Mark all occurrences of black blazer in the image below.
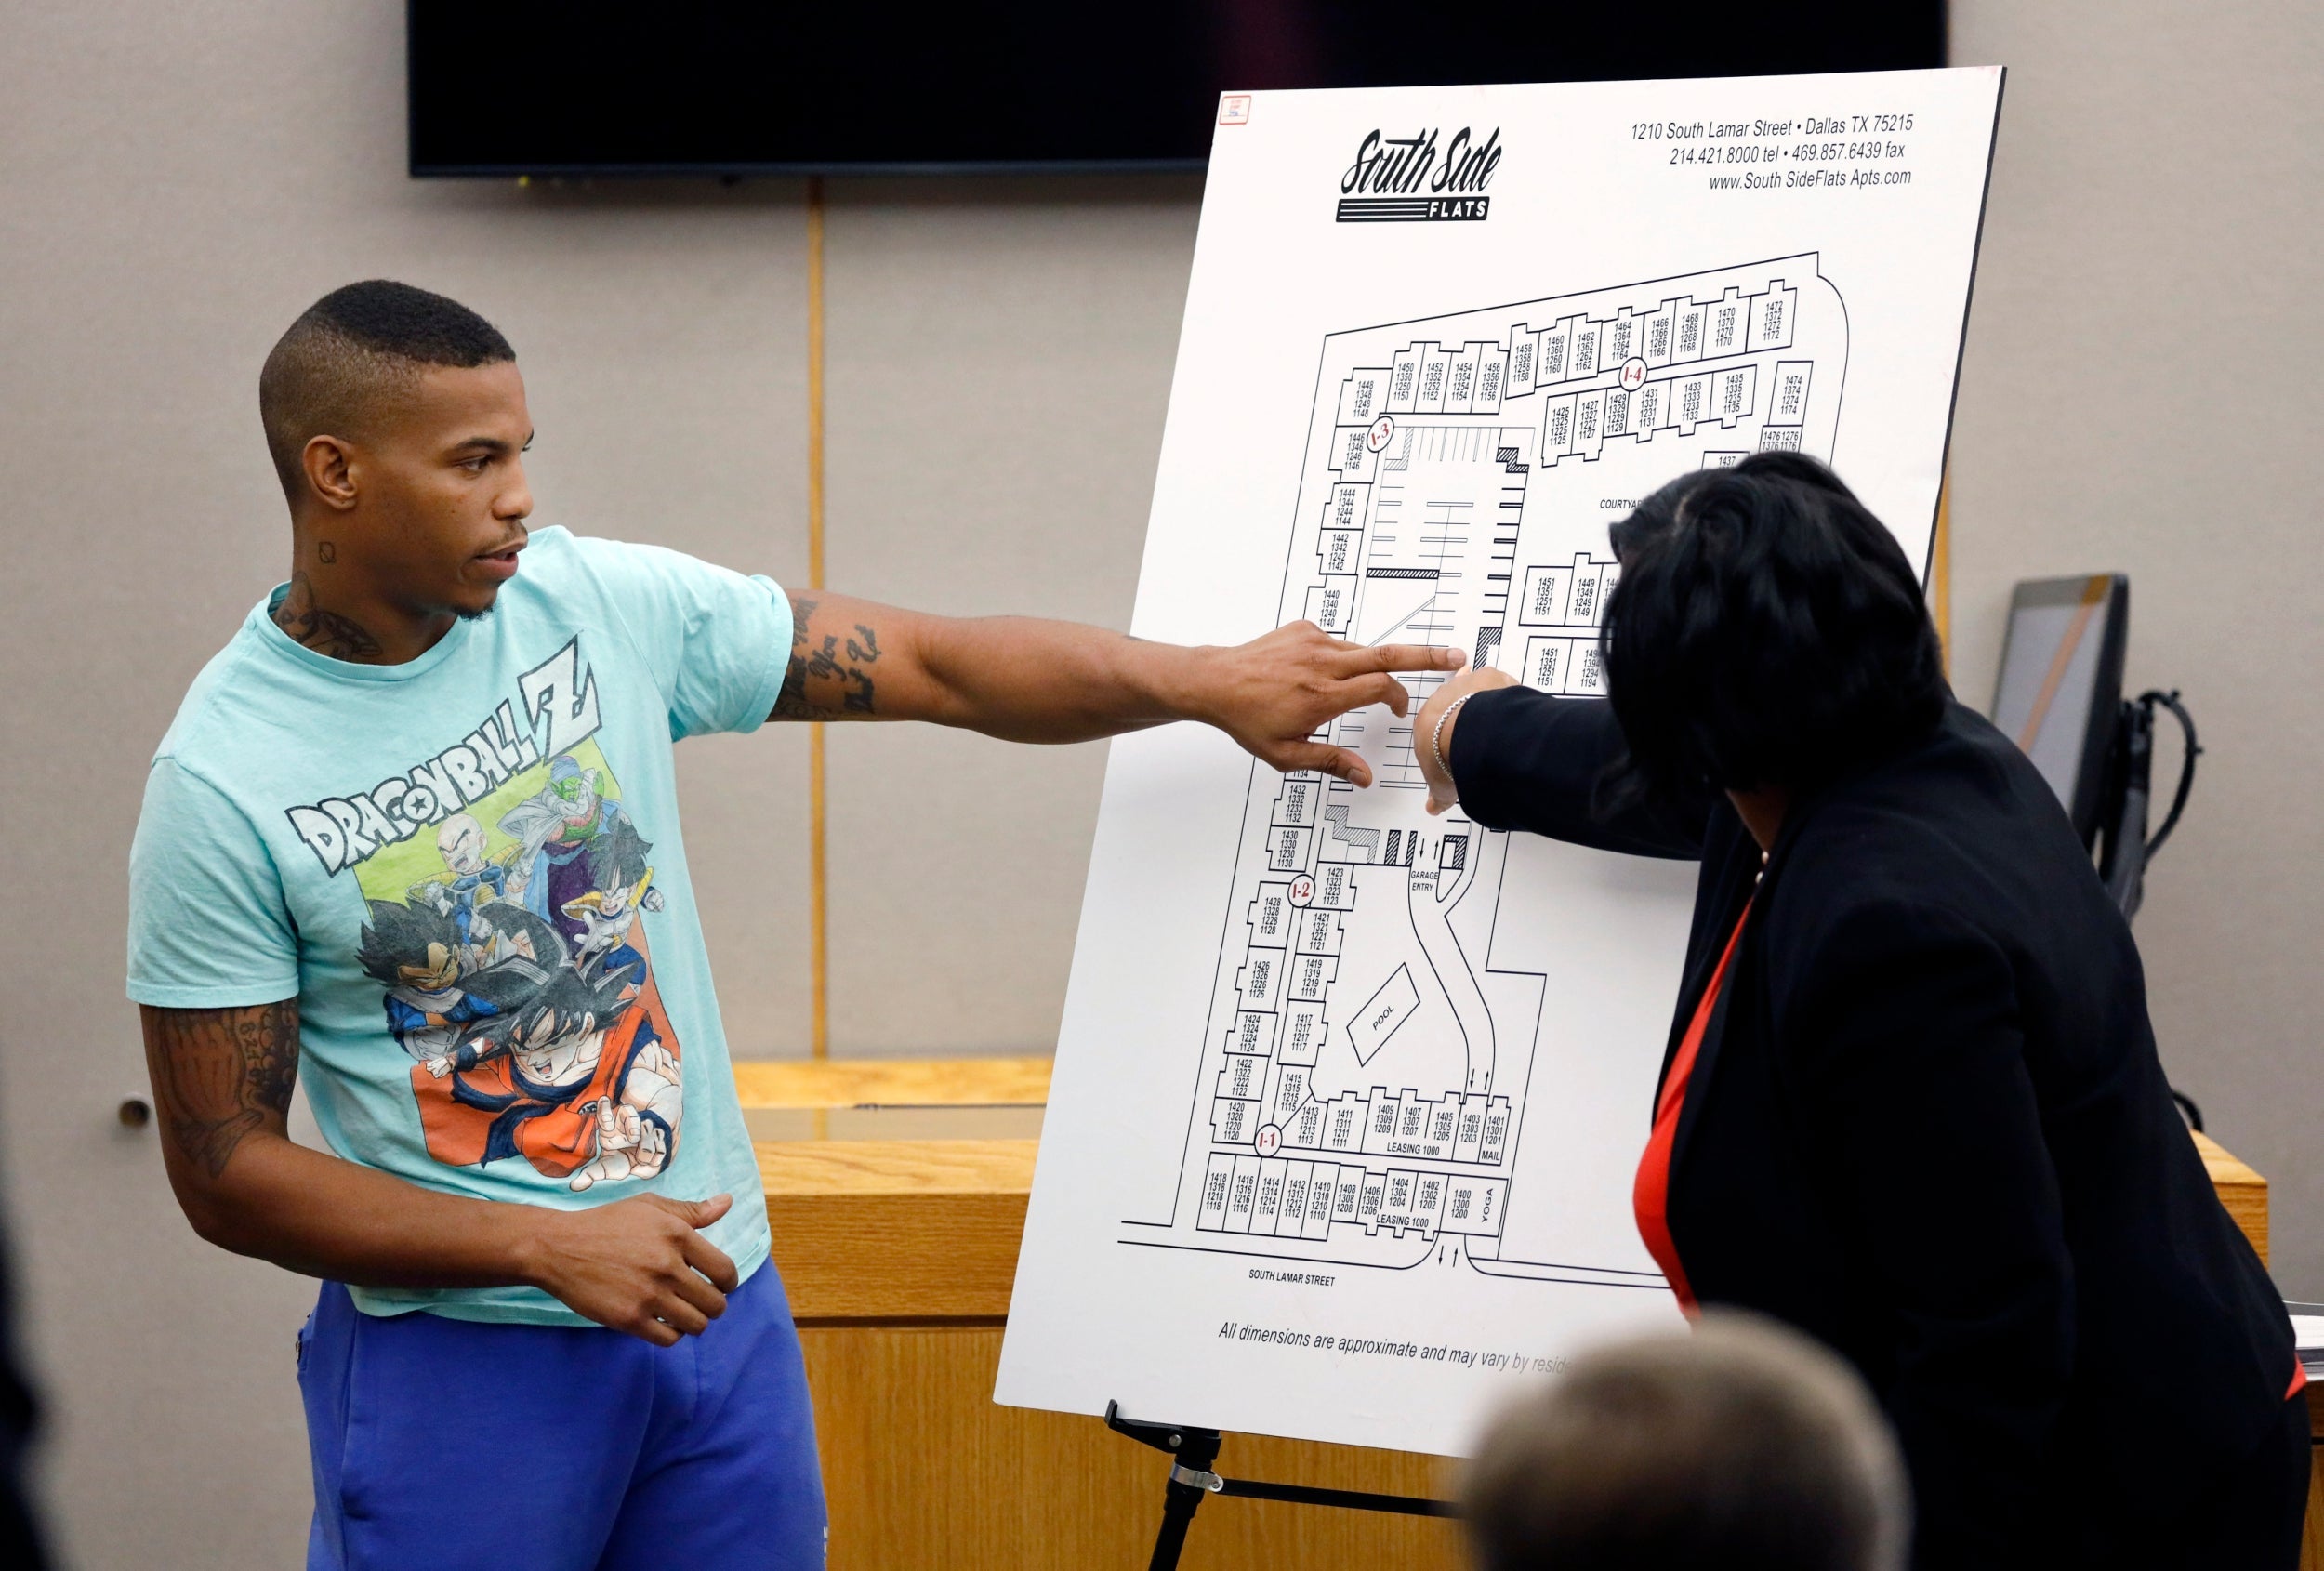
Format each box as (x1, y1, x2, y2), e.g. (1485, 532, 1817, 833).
(1448, 690, 2294, 1568)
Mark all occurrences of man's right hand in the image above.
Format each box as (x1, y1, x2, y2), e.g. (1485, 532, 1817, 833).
(527, 1192, 740, 1345)
(1178, 621, 1467, 786)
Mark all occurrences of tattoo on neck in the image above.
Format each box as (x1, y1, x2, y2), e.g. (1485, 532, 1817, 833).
(149, 1000, 300, 1181)
(317, 540, 337, 563)
(773, 594, 882, 719)
(272, 570, 382, 659)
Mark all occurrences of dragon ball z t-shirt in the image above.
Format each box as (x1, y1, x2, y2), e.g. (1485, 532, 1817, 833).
(128, 528, 790, 1325)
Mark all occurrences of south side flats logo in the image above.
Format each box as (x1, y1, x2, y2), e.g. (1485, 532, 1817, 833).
(1336, 126, 1501, 222)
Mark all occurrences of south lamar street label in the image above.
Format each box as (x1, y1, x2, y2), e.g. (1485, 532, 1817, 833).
(1336, 127, 1500, 222)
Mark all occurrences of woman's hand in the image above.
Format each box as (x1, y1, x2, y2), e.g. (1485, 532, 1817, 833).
(1416, 663, 1516, 815)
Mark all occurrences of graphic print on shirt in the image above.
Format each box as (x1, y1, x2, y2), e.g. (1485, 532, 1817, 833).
(285, 637, 685, 1192)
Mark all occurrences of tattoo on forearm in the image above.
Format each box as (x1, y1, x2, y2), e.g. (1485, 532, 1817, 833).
(833, 624, 880, 713)
(149, 1001, 299, 1181)
(773, 595, 825, 719)
(272, 571, 380, 659)
(774, 594, 882, 719)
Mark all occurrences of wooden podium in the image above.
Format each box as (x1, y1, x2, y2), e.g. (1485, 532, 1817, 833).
(740, 1059, 2316, 1571)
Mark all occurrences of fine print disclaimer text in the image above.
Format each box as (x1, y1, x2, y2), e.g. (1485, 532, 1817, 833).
(1630, 105, 1923, 191)
(1219, 1319, 1572, 1378)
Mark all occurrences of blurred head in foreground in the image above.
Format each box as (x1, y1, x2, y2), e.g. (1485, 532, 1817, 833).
(1462, 1313, 1910, 1571)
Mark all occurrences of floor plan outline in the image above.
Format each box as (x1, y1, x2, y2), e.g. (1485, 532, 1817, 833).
(1121, 255, 1849, 1292)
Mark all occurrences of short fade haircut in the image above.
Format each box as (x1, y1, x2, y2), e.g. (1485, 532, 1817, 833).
(1463, 1313, 1911, 1571)
(257, 280, 514, 503)
(1600, 452, 1947, 799)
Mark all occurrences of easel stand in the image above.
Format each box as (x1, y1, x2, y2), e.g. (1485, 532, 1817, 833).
(1105, 1402, 1459, 1571)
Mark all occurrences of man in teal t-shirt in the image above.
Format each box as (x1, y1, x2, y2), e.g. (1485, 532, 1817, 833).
(127, 281, 1457, 1570)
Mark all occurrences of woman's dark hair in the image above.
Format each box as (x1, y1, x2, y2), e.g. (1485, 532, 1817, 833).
(1600, 452, 1947, 799)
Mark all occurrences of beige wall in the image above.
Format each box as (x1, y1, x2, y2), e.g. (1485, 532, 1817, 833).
(0, 7, 821, 1564)
(1947, 0, 2324, 1301)
(0, 1, 2316, 1564)
(820, 179, 1198, 1057)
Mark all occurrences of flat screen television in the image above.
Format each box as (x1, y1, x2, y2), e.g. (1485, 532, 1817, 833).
(409, 2, 1947, 178)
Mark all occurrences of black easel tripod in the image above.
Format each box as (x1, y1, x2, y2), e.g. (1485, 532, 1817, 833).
(1106, 1402, 1458, 1569)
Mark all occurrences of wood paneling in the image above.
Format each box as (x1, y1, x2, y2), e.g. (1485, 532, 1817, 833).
(765, 1105, 2286, 1569)
(762, 1139, 1033, 1319)
(767, 1130, 1465, 1567)
(736, 1056, 1053, 1110)
(798, 1324, 1465, 1571)
(2193, 1129, 2268, 1263)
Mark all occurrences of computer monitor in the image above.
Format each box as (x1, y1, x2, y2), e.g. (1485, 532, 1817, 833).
(1989, 574, 2129, 847)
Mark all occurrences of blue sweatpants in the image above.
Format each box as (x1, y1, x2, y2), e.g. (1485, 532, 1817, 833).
(297, 1262, 826, 1570)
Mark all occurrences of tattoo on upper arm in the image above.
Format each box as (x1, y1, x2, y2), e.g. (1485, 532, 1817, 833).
(146, 1000, 299, 1181)
(773, 593, 883, 719)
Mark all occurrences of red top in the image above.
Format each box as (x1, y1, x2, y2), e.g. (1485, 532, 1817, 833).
(1633, 898, 1752, 1315)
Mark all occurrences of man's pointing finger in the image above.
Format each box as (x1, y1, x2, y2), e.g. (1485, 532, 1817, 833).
(1349, 642, 1466, 676)
(1340, 671, 1412, 718)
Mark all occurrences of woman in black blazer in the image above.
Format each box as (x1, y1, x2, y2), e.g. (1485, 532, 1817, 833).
(1413, 454, 2305, 1570)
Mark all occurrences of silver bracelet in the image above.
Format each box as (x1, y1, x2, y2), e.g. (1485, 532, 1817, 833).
(1429, 692, 1477, 780)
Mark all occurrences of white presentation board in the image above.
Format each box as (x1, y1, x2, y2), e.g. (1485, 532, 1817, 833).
(997, 67, 2004, 1457)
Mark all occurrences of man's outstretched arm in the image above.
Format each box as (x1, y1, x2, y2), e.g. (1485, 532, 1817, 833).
(773, 591, 1463, 787)
(140, 999, 735, 1345)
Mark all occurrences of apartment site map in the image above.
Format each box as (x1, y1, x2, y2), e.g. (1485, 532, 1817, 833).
(999, 69, 2003, 1457)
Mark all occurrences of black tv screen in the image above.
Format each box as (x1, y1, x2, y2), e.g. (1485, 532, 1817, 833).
(409, 2, 1947, 178)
